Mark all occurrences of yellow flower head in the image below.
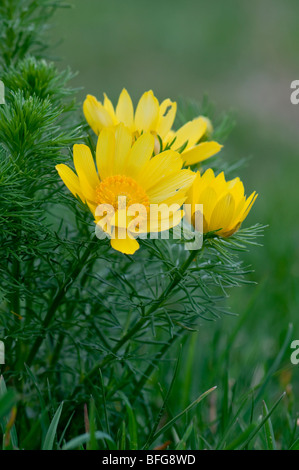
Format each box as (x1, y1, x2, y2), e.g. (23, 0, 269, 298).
(83, 89, 223, 166)
(185, 169, 258, 237)
(56, 124, 195, 255)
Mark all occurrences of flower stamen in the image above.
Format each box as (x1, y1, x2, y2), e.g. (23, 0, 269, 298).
(96, 175, 150, 210)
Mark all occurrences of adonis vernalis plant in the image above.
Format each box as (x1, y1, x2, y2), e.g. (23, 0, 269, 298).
(2, 0, 292, 453)
(56, 125, 194, 254)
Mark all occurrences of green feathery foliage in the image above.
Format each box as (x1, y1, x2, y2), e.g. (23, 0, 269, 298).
(2, 0, 293, 453)
(0, 0, 68, 68)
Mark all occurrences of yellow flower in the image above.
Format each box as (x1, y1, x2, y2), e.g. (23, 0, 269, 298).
(56, 124, 195, 255)
(83, 89, 222, 166)
(185, 169, 258, 237)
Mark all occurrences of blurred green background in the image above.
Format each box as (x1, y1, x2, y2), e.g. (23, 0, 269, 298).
(49, 0, 299, 415)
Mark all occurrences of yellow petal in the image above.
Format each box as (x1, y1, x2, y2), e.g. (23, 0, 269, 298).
(200, 116, 213, 136)
(96, 127, 115, 180)
(228, 178, 244, 201)
(110, 232, 140, 254)
(113, 123, 132, 174)
(134, 90, 159, 132)
(209, 192, 235, 233)
(198, 186, 218, 225)
(73, 144, 99, 201)
(186, 171, 202, 202)
(55, 164, 85, 202)
(187, 169, 216, 203)
(125, 132, 155, 180)
(222, 191, 257, 237)
(147, 169, 195, 203)
(116, 88, 134, 130)
(240, 192, 258, 222)
(110, 209, 130, 229)
(158, 189, 186, 209)
(156, 99, 177, 139)
(212, 171, 228, 197)
(173, 117, 207, 151)
(201, 168, 215, 183)
(139, 150, 183, 191)
(103, 93, 116, 120)
(182, 141, 223, 165)
(83, 94, 114, 135)
(144, 208, 184, 233)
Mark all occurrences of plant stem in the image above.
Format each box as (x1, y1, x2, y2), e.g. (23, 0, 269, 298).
(49, 260, 97, 368)
(78, 315, 148, 387)
(26, 241, 95, 367)
(74, 249, 200, 392)
(131, 329, 183, 405)
(147, 249, 198, 315)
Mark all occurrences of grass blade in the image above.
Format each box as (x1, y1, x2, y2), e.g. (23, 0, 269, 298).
(149, 386, 217, 446)
(224, 423, 256, 450)
(254, 324, 293, 405)
(42, 402, 63, 450)
(118, 392, 138, 450)
(62, 431, 114, 450)
(289, 437, 299, 450)
(262, 400, 276, 450)
(238, 392, 285, 450)
(176, 420, 194, 450)
(144, 346, 182, 449)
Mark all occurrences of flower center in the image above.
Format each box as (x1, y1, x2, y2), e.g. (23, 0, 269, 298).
(96, 175, 150, 210)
